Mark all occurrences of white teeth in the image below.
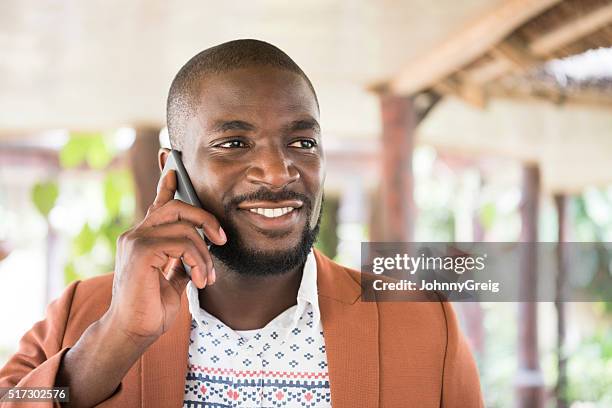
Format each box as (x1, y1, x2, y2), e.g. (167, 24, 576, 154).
(248, 207, 295, 218)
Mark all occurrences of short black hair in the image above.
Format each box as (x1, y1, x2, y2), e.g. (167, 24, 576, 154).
(166, 39, 319, 149)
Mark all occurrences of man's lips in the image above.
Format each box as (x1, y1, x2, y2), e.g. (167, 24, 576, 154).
(236, 200, 304, 230)
(237, 200, 303, 210)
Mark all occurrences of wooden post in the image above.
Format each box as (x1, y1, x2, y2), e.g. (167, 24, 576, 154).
(553, 194, 569, 408)
(378, 94, 416, 242)
(369, 187, 385, 242)
(129, 127, 161, 222)
(0, 240, 10, 262)
(516, 164, 544, 408)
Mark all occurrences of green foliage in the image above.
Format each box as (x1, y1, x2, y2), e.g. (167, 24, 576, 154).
(64, 169, 135, 283)
(59, 133, 112, 169)
(314, 196, 339, 259)
(31, 181, 59, 218)
(63, 261, 79, 284)
(566, 329, 612, 405)
(572, 196, 612, 313)
(99, 217, 129, 258)
(104, 170, 134, 217)
(416, 207, 455, 241)
(86, 137, 113, 169)
(32, 132, 137, 284)
(73, 223, 96, 256)
(574, 196, 599, 241)
(479, 202, 497, 230)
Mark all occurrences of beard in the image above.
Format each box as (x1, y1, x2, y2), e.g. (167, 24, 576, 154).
(209, 188, 322, 276)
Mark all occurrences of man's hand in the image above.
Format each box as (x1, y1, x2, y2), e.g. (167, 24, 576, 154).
(106, 168, 227, 345)
(55, 169, 226, 407)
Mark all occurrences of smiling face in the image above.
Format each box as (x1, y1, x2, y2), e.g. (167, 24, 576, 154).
(177, 66, 325, 275)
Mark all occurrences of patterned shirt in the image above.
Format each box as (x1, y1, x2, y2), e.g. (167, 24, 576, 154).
(183, 251, 331, 408)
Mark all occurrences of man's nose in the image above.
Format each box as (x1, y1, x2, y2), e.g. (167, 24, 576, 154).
(245, 147, 299, 189)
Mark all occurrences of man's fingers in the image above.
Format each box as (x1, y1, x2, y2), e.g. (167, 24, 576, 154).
(150, 169, 178, 211)
(142, 200, 227, 245)
(164, 258, 191, 293)
(142, 222, 212, 268)
(148, 238, 209, 288)
(177, 248, 208, 289)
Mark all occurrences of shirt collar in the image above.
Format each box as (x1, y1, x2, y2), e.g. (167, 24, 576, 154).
(296, 249, 320, 322)
(187, 249, 320, 328)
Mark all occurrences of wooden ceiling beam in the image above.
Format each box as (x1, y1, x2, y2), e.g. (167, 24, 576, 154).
(486, 85, 612, 110)
(457, 58, 512, 85)
(433, 77, 487, 109)
(456, 1, 612, 90)
(389, 0, 562, 95)
(490, 38, 542, 72)
(457, 38, 544, 89)
(530, 3, 612, 56)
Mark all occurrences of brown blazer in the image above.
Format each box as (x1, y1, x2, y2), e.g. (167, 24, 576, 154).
(0, 250, 483, 407)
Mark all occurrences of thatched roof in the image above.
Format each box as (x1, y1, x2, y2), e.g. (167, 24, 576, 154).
(516, 0, 612, 59)
(376, 0, 612, 194)
(496, 47, 612, 108)
(383, 0, 612, 108)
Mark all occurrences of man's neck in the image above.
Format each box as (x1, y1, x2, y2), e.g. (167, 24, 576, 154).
(197, 258, 304, 331)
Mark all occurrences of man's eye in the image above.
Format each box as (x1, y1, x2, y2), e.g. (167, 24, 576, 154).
(218, 140, 247, 148)
(289, 139, 317, 149)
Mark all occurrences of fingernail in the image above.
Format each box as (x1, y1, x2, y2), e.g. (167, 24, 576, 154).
(218, 226, 227, 243)
(210, 267, 216, 285)
(200, 275, 207, 289)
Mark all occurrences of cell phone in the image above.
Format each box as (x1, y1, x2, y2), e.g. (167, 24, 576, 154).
(160, 149, 207, 277)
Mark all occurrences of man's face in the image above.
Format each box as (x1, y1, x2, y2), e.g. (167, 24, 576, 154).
(180, 66, 324, 274)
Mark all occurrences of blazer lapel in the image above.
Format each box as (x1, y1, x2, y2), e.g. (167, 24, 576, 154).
(141, 289, 191, 408)
(139, 251, 380, 407)
(314, 250, 380, 408)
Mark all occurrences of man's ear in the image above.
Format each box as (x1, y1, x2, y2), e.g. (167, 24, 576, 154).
(158, 148, 171, 172)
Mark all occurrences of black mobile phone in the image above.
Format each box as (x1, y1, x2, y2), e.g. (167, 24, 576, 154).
(160, 149, 207, 277)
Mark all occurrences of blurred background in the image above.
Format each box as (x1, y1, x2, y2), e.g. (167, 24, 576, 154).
(0, 0, 611, 406)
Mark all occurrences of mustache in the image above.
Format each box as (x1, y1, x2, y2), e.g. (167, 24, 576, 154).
(225, 188, 312, 211)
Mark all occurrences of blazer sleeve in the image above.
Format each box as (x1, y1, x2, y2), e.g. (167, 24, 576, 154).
(0, 280, 80, 407)
(441, 302, 484, 408)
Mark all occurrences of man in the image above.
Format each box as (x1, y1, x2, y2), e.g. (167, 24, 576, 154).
(0, 40, 483, 407)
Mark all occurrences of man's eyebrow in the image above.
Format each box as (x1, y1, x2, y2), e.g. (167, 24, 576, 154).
(284, 119, 321, 134)
(210, 120, 257, 133)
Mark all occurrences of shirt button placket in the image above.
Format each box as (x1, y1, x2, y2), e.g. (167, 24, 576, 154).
(249, 344, 264, 407)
